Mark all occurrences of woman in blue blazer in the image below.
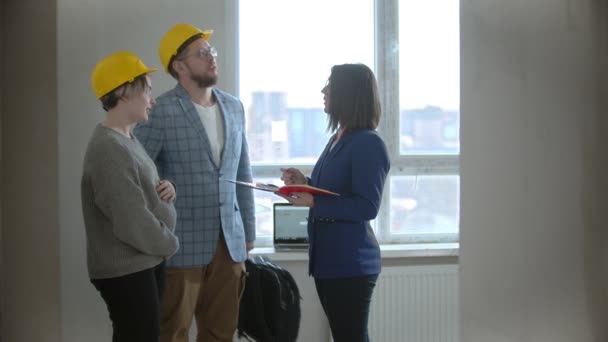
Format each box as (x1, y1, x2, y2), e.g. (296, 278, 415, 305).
(279, 64, 390, 342)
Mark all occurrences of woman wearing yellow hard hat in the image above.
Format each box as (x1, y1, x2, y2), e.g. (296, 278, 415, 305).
(81, 51, 179, 342)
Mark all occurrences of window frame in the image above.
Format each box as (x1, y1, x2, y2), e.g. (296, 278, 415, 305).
(239, 0, 460, 246)
(377, 0, 460, 244)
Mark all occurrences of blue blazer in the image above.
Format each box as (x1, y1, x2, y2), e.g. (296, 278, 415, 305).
(307, 129, 390, 279)
(133, 85, 255, 268)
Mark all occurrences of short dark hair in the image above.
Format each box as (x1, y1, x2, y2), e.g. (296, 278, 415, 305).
(99, 75, 148, 111)
(168, 34, 204, 79)
(326, 64, 381, 132)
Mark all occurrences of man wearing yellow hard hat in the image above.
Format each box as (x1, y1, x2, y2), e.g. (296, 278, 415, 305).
(134, 23, 256, 342)
(82, 51, 179, 341)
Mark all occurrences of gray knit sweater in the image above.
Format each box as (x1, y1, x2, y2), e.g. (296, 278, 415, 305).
(81, 124, 179, 279)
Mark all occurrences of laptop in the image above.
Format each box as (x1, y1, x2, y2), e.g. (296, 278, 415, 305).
(273, 203, 310, 251)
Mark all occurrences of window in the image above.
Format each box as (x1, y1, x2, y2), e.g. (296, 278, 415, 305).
(239, 0, 459, 246)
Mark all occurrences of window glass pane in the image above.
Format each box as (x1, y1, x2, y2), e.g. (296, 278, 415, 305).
(399, 0, 460, 154)
(390, 175, 459, 239)
(240, 0, 374, 164)
(250, 177, 287, 240)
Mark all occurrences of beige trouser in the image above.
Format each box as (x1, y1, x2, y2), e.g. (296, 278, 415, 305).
(160, 234, 247, 342)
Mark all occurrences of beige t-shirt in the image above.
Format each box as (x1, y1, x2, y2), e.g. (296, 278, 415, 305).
(194, 102, 225, 166)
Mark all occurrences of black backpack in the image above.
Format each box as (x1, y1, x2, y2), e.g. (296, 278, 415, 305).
(238, 256, 302, 342)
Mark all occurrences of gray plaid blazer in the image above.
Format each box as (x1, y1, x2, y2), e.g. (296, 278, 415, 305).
(133, 84, 255, 268)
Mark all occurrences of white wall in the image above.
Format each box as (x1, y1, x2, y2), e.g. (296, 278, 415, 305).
(460, 0, 608, 341)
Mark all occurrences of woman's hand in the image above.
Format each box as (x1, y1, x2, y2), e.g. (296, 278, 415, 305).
(157, 180, 176, 202)
(276, 192, 314, 207)
(280, 167, 307, 185)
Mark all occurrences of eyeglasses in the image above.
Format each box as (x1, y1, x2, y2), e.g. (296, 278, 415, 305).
(179, 46, 218, 60)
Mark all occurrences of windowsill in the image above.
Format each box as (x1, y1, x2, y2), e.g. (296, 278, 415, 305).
(250, 243, 459, 262)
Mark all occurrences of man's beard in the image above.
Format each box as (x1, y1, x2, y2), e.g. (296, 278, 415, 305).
(190, 73, 217, 88)
(183, 62, 218, 88)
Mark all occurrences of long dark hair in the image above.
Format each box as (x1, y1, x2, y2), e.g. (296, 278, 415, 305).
(326, 64, 381, 132)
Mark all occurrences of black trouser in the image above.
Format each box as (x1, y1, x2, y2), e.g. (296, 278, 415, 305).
(314, 274, 379, 342)
(91, 261, 166, 342)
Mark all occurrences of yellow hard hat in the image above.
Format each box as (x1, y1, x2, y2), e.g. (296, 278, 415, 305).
(91, 51, 157, 99)
(159, 23, 213, 73)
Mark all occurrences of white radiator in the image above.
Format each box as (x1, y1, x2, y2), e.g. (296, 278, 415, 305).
(368, 265, 459, 342)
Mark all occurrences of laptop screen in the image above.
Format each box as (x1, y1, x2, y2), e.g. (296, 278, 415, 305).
(273, 203, 309, 245)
